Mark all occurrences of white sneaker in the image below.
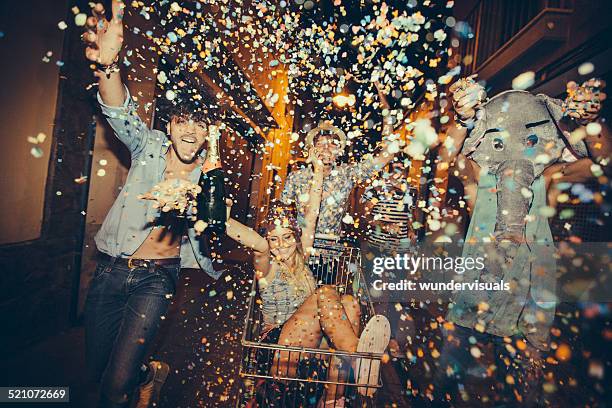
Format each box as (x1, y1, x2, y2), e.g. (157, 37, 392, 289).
(355, 315, 391, 397)
(317, 396, 346, 408)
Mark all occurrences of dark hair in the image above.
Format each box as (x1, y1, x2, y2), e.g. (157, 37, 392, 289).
(155, 93, 214, 126)
(170, 103, 210, 123)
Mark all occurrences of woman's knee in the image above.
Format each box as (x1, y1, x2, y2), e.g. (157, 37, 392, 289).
(315, 285, 339, 297)
(340, 294, 357, 305)
(341, 295, 360, 316)
(292, 295, 318, 318)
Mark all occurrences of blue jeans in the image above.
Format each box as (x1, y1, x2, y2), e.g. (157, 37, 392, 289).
(84, 257, 179, 408)
(432, 325, 544, 407)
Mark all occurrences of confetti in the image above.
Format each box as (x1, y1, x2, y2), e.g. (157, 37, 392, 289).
(511, 71, 535, 90)
(141, 178, 202, 216)
(342, 214, 354, 224)
(30, 146, 43, 158)
(585, 122, 601, 136)
(22, 2, 609, 406)
(577, 62, 594, 76)
(75, 13, 87, 27)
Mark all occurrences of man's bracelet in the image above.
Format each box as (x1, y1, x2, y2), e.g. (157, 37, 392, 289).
(95, 60, 121, 79)
(454, 115, 473, 128)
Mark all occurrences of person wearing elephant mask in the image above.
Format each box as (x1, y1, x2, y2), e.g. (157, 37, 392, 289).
(431, 76, 608, 406)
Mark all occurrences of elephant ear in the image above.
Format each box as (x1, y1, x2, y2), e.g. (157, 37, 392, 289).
(536, 93, 589, 158)
(460, 109, 488, 157)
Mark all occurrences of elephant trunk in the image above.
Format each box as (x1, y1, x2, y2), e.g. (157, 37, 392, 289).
(494, 160, 535, 243)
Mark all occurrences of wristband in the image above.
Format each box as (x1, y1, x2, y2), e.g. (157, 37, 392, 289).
(454, 115, 472, 128)
(95, 58, 121, 79)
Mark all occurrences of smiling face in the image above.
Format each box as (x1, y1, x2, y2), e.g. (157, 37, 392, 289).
(167, 116, 208, 163)
(267, 226, 299, 262)
(313, 134, 342, 166)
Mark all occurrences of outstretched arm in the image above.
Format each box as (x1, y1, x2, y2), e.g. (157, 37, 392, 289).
(83, 1, 153, 157)
(369, 82, 401, 170)
(436, 120, 469, 168)
(349, 82, 404, 183)
(545, 79, 610, 205)
(435, 76, 487, 213)
(563, 78, 611, 174)
(301, 148, 325, 255)
(84, 1, 126, 106)
(438, 75, 486, 164)
(225, 200, 271, 276)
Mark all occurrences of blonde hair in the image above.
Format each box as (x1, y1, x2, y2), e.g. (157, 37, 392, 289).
(260, 201, 317, 296)
(270, 234, 317, 297)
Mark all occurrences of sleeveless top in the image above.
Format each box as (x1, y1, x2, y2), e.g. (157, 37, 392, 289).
(260, 261, 315, 327)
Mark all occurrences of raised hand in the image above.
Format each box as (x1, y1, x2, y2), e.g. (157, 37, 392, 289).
(308, 146, 324, 174)
(449, 75, 487, 123)
(374, 81, 391, 110)
(375, 80, 400, 142)
(564, 78, 607, 125)
(83, 0, 125, 70)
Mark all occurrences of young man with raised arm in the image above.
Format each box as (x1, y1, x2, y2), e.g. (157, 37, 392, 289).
(81, 2, 222, 407)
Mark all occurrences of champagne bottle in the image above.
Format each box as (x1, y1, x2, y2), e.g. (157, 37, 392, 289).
(196, 124, 226, 236)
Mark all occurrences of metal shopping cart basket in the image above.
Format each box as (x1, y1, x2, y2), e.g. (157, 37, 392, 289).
(237, 238, 384, 407)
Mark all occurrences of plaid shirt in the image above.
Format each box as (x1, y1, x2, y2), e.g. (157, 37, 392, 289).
(281, 156, 380, 236)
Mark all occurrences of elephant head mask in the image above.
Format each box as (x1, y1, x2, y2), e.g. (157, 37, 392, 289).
(461, 90, 587, 242)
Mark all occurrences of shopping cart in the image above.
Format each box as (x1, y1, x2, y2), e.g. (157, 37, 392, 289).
(237, 238, 384, 407)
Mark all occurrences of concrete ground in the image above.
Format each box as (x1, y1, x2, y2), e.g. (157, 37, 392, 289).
(1, 264, 608, 407)
(0, 263, 410, 408)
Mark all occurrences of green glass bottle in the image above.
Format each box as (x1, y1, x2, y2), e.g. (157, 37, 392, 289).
(196, 124, 226, 236)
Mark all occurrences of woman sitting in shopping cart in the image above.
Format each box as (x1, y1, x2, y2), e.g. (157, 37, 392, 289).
(225, 147, 391, 407)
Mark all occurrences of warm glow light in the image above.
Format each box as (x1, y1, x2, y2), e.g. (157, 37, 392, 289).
(332, 93, 356, 108)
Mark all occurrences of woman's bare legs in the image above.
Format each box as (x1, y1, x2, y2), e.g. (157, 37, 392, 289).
(316, 286, 361, 351)
(273, 287, 362, 382)
(325, 294, 361, 402)
(273, 292, 322, 379)
(340, 294, 361, 336)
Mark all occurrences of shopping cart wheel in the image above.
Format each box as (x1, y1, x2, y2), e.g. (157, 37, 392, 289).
(356, 315, 391, 397)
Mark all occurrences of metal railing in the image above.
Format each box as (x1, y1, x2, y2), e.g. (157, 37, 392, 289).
(458, 0, 573, 75)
